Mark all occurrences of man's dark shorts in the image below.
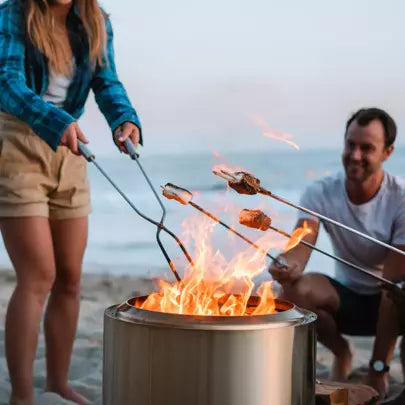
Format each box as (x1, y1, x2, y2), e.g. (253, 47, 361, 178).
(326, 276, 381, 336)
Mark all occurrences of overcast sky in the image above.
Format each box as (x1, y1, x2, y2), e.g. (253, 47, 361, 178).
(6, 0, 405, 155)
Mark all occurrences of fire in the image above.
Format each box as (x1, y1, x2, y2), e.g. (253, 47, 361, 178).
(250, 114, 300, 151)
(212, 163, 252, 177)
(136, 215, 277, 316)
(284, 221, 312, 252)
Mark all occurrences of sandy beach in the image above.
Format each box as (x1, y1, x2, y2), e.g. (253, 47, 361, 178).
(0, 269, 154, 405)
(0, 268, 403, 405)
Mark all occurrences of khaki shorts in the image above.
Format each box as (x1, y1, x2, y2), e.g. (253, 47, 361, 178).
(0, 112, 91, 219)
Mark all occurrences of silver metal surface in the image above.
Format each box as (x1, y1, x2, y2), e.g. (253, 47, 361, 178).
(103, 297, 317, 405)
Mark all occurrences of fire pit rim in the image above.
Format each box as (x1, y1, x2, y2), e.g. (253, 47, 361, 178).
(105, 296, 317, 331)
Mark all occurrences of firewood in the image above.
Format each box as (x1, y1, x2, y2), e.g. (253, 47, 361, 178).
(316, 380, 379, 405)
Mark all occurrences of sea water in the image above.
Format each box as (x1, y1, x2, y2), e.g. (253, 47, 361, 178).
(0, 147, 403, 281)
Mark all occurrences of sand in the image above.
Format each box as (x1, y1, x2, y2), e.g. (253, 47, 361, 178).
(0, 269, 403, 404)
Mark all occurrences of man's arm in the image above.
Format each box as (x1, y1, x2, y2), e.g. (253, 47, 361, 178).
(269, 218, 319, 284)
(367, 245, 405, 393)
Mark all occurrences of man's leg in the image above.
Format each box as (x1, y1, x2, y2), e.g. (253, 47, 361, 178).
(280, 273, 352, 380)
(401, 336, 405, 382)
(2, 217, 56, 405)
(44, 217, 89, 405)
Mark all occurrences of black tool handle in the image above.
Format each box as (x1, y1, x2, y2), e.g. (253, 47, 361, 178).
(78, 140, 95, 161)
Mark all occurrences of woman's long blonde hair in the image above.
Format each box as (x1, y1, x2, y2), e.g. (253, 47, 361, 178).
(25, 0, 107, 75)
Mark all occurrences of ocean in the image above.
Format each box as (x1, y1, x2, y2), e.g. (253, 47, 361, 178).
(0, 147, 404, 280)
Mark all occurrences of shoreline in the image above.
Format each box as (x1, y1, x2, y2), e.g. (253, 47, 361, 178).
(0, 269, 403, 404)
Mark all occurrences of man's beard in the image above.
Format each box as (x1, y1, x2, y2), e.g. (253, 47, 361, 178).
(345, 161, 373, 184)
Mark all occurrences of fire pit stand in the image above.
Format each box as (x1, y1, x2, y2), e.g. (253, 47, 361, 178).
(103, 297, 317, 405)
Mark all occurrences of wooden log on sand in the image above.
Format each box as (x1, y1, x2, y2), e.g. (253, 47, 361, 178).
(316, 380, 379, 405)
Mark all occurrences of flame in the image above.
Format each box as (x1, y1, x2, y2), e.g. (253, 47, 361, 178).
(250, 115, 300, 151)
(137, 215, 277, 316)
(306, 169, 332, 179)
(212, 149, 225, 159)
(212, 163, 252, 176)
(284, 221, 312, 252)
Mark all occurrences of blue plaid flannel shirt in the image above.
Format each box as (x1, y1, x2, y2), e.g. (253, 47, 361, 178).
(0, 0, 142, 151)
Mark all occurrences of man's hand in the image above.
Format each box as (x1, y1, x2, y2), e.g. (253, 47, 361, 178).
(113, 122, 140, 153)
(269, 255, 302, 285)
(60, 122, 89, 155)
(364, 371, 388, 400)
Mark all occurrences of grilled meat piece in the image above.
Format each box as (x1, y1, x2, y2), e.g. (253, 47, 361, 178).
(162, 183, 193, 205)
(228, 172, 261, 195)
(239, 209, 271, 231)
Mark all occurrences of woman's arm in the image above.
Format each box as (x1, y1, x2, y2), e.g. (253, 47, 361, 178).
(0, 2, 75, 151)
(91, 17, 142, 144)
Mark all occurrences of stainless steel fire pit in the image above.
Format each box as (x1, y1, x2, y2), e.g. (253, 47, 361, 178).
(103, 296, 317, 405)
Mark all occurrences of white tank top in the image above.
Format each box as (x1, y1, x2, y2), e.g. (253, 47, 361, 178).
(42, 63, 74, 107)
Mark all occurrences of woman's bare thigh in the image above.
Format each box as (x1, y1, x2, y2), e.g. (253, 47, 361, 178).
(0, 217, 55, 288)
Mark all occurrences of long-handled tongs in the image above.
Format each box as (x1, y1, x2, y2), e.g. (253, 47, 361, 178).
(78, 140, 195, 282)
(160, 183, 287, 268)
(213, 169, 405, 259)
(239, 209, 401, 289)
(213, 169, 405, 290)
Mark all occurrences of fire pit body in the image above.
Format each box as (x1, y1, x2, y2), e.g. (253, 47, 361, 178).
(103, 297, 317, 405)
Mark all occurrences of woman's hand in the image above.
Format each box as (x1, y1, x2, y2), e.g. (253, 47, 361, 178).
(113, 122, 140, 153)
(60, 122, 89, 155)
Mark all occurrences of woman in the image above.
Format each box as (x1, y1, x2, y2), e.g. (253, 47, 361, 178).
(0, 0, 142, 403)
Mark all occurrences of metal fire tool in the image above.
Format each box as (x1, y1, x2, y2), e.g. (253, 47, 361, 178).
(122, 139, 198, 280)
(78, 140, 196, 282)
(213, 169, 405, 259)
(239, 209, 401, 289)
(160, 183, 287, 268)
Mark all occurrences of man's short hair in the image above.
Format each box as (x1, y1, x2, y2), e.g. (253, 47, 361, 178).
(345, 108, 397, 148)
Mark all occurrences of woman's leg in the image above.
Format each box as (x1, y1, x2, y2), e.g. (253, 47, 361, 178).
(44, 217, 88, 404)
(2, 217, 56, 405)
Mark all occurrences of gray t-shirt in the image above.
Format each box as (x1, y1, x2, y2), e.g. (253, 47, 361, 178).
(298, 171, 405, 295)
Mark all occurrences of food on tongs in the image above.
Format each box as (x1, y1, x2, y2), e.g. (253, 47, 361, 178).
(230, 172, 260, 195)
(161, 183, 193, 205)
(239, 209, 272, 231)
(212, 169, 261, 195)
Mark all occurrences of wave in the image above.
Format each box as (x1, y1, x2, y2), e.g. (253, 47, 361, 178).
(92, 241, 157, 251)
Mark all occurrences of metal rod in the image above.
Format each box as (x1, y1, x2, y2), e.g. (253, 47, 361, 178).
(212, 169, 405, 259)
(123, 139, 186, 280)
(266, 224, 398, 288)
(89, 160, 182, 282)
(188, 201, 283, 265)
(78, 141, 195, 282)
(259, 186, 405, 258)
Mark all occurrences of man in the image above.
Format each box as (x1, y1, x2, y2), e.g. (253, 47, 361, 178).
(269, 108, 405, 398)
